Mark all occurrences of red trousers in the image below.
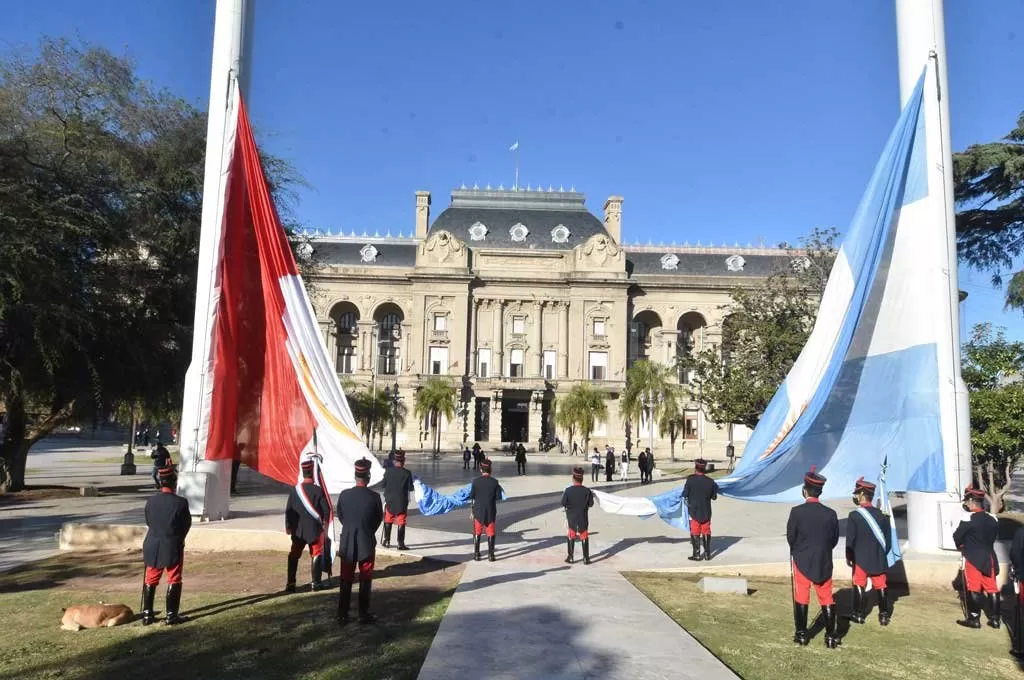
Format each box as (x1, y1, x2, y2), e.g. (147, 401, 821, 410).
(852, 564, 887, 589)
(568, 529, 589, 540)
(340, 556, 374, 584)
(384, 508, 407, 526)
(792, 562, 834, 606)
(964, 559, 998, 594)
(689, 519, 711, 536)
(145, 562, 183, 586)
(288, 534, 324, 560)
(473, 519, 496, 537)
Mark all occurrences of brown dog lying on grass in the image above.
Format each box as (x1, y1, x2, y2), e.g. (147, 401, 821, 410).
(60, 603, 135, 631)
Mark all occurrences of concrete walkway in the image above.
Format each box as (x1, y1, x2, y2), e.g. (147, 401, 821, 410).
(416, 559, 738, 680)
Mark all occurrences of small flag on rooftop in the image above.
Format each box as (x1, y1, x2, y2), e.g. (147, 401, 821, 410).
(509, 141, 519, 152)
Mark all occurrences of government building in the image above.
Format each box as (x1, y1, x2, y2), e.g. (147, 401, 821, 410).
(306, 186, 794, 459)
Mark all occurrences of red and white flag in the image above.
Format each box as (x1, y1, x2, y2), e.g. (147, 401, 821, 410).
(179, 85, 382, 495)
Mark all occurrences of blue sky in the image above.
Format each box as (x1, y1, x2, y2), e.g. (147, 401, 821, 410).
(3, 1, 1023, 338)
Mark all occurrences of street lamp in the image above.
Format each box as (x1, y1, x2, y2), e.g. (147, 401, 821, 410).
(383, 384, 400, 455)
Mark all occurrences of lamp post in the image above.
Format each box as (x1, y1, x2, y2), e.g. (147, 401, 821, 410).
(384, 384, 400, 455)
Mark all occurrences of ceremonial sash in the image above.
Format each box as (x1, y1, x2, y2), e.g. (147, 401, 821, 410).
(856, 507, 898, 568)
(296, 482, 324, 523)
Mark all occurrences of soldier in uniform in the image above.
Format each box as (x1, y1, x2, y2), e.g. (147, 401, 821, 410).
(382, 450, 415, 550)
(141, 465, 192, 625)
(284, 459, 331, 592)
(787, 467, 840, 648)
(845, 477, 892, 626)
(953, 485, 1000, 629)
(683, 458, 719, 561)
(1010, 523, 1024, 658)
(561, 466, 595, 565)
(470, 458, 504, 562)
(336, 458, 384, 625)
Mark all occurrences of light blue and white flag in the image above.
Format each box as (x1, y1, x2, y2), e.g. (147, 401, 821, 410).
(509, 141, 519, 152)
(718, 66, 952, 502)
(412, 478, 509, 516)
(593, 488, 690, 531)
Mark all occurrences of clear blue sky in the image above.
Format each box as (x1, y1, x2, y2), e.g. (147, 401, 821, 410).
(3, 1, 1023, 337)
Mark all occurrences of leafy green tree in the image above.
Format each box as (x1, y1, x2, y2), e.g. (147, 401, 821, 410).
(556, 383, 608, 454)
(657, 385, 687, 461)
(962, 323, 1024, 513)
(620, 360, 674, 454)
(413, 379, 457, 456)
(953, 112, 1024, 310)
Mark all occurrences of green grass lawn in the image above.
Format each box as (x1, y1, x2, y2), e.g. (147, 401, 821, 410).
(0, 551, 462, 679)
(626, 573, 1021, 680)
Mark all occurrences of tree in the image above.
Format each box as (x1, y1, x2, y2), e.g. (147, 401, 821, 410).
(682, 227, 838, 429)
(953, 112, 1024, 310)
(619, 360, 674, 453)
(962, 323, 1024, 513)
(0, 39, 302, 491)
(658, 385, 687, 461)
(556, 383, 608, 454)
(413, 379, 457, 456)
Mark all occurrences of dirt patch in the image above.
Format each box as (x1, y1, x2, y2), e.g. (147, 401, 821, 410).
(0, 486, 81, 507)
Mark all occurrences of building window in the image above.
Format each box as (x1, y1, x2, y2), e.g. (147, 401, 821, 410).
(512, 316, 525, 335)
(478, 348, 491, 378)
(377, 312, 402, 375)
(510, 349, 524, 378)
(433, 313, 446, 332)
(543, 350, 556, 380)
(684, 411, 700, 440)
(593, 319, 606, 336)
(429, 347, 448, 375)
(588, 351, 607, 381)
(378, 347, 398, 375)
(337, 346, 356, 374)
(337, 312, 358, 335)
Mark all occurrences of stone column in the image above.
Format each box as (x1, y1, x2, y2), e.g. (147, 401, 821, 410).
(401, 322, 411, 375)
(530, 301, 543, 377)
(470, 299, 479, 376)
(488, 389, 504, 444)
(320, 321, 335, 368)
(558, 302, 569, 378)
(528, 391, 544, 446)
(493, 300, 505, 377)
(358, 322, 373, 372)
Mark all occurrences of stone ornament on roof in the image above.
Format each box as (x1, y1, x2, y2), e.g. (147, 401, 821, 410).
(551, 224, 571, 244)
(296, 242, 314, 261)
(468, 221, 488, 241)
(359, 244, 378, 263)
(791, 256, 811, 272)
(725, 254, 745, 272)
(510, 223, 529, 242)
(660, 253, 679, 270)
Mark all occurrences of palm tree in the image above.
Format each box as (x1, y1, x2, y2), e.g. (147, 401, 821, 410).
(658, 384, 687, 461)
(413, 378, 457, 456)
(620, 360, 674, 451)
(558, 383, 608, 453)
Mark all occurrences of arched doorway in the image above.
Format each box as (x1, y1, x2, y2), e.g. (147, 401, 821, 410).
(373, 303, 404, 375)
(329, 302, 360, 374)
(630, 310, 663, 364)
(676, 312, 708, 384)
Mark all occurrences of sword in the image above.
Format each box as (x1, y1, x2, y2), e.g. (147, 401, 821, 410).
(956, 556, 968, 621)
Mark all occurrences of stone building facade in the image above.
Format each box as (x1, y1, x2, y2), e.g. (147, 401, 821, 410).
(307, 187, 794, 457)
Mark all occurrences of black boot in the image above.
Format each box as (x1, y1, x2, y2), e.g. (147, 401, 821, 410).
(473, 535, 482, 561)
(987, 592, 1002, 629)
(397, 525, 409, 551)
(358, 579, 376, 624)
(792, 603, 809, 646)
(1012, 591, 1024, 658)
(823, 605, 840, 649)
(487, 536, 496, 562)
(338, 582, 352, 626)
(877, 588, 891, 626)
(311, 556, 325, 591)
(565, 537, 575, 564)
(848, 586, 866, 624)
(285, 555, 299, 593)
(382, 523, 392, 548)
(164, 583, 185, 625)
(957, 591, 983, 629)
(702, 535, 713, 561)
(141, 583, 156, 625)
(687, 536, 701, 561)
(582, 539, 591, 565)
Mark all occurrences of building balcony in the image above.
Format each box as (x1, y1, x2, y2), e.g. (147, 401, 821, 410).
(473, 375, 551, 391)
(428, 330, 449, 343)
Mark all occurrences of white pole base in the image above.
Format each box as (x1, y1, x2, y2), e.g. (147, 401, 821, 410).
(178, 458, 232, 521)
(905, 490, 966, 553)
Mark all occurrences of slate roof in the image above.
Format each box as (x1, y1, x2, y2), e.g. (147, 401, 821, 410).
(625, 250, 794, 278)
(310, 240, 417, 268)
(429, 188, 608, 250)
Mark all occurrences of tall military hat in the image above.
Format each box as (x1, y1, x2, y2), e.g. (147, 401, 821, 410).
(963, 485, 985, 502)
(853, 476, 875, 494)
(157, 465, 177, 486)
(480, 458, 492, 474)
(393, 450, 406, 464)
(803, 465, 826, 487)
(300, 459, 315, 477)
(572, 466, 584, 482)
(354, 458, 372, 480)
(694, 458, 707, 472)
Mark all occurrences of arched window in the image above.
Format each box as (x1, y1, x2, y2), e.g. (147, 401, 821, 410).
(375, 306, 404, 375)
(330, 303, 360, 375)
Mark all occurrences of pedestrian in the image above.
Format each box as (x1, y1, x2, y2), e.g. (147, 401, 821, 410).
(1010, 523, 1024, 658)
(230, 458, 241, 495)
(150, 443, 172, 488)
(646, 449, 656, 483)
(619, 448, 629, 482)
(336, 458, 384, 625)
(463, 447, 471, 470)
(284, 459, 331, 592)
(382, 450, 415, 550)
(561, 466, 594, 565)
(141, 465, 191, 625)
(953, 485, 1000, 629)
(470, 458, 504, 562)
(683, 458, 719, 561)
(590, 450, 602, 482)
(515, 443, 527, 475)
(572, 441, 580, 457)
(473, 442, 482, 470)
(845, 477, 892, 626)
(636, 450, 648, 485)
(604, 448, 615, 482)
(787, 466, 840, 649)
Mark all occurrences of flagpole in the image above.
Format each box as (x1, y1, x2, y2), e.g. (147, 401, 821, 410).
(514, 147, 519, 191)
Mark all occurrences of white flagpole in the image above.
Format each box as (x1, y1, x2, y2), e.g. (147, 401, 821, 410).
(177, 0, 255, 520)
(895, 0, 971, 553)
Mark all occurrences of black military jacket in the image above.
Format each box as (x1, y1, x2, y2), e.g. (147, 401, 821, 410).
(682, 473, 719, 523)
(952, 510, 999, 576)
(143, 489, 192, 568)
(561, 483, 595, 532)
(1011, 525, 1024, 579)
(787, 498, 839, 583)
(285, 482, 330, 545)
(470, 475, 504, 524)
(383, 466, 415, 514)
(337, 484, 384, 562)
(845, 504, 891, 575)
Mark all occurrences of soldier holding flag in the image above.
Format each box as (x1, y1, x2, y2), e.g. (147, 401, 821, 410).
(381, 450, 415, 550)
(284, 457, 332, 592)
(845, 477, 893, 626)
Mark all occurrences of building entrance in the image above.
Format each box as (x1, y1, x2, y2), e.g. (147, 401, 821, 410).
(500, 395, 530, 443)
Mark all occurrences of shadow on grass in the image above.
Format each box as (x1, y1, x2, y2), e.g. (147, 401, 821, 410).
(1, 552, 143, 594)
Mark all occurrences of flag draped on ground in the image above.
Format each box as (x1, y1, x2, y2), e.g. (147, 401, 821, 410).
(717, 67, 949, 502)
(412, 478, 509, 516)
(178, 85, 382, 495)
(592, 488, 690, 531)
